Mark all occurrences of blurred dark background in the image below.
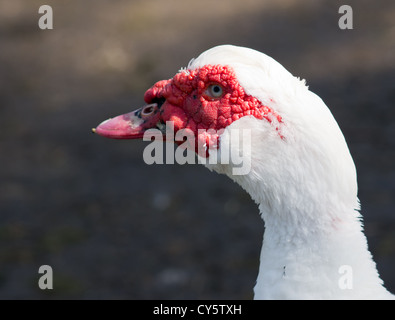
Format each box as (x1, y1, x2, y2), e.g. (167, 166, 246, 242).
(0, 0, 394, 299)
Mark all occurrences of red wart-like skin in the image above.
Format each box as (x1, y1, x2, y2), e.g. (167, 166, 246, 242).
(94, 65, 281, 155)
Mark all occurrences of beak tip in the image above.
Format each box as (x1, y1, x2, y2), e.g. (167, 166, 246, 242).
(91, 128, 97, 134)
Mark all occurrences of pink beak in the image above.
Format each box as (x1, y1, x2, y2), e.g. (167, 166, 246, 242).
(92, 103, 163, 139)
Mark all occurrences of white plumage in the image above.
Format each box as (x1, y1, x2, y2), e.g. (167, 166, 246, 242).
(190, 45, 394, 299)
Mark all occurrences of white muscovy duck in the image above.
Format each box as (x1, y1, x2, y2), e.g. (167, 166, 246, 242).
(93, 45, 394, 299)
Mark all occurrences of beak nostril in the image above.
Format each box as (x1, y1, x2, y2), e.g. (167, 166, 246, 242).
(141, 103, 157, 117)
(143, 106, 153, 114)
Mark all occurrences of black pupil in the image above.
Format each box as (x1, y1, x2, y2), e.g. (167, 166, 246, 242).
(213, 86, 221, 93)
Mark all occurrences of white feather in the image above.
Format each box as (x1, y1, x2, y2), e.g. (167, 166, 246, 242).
(190, 45, 394, 299)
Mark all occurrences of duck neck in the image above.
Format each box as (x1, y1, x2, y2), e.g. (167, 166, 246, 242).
(253, 197, 388, 299)
(209, 116, 391, 298)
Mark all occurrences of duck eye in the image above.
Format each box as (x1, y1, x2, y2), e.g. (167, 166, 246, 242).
(207, 84, 224, 99)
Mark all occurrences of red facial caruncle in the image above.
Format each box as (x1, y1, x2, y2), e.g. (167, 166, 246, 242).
(94, 64, 282, 157)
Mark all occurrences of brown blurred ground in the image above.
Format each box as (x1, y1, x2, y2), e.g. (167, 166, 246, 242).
(0, 0, 394, 299)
